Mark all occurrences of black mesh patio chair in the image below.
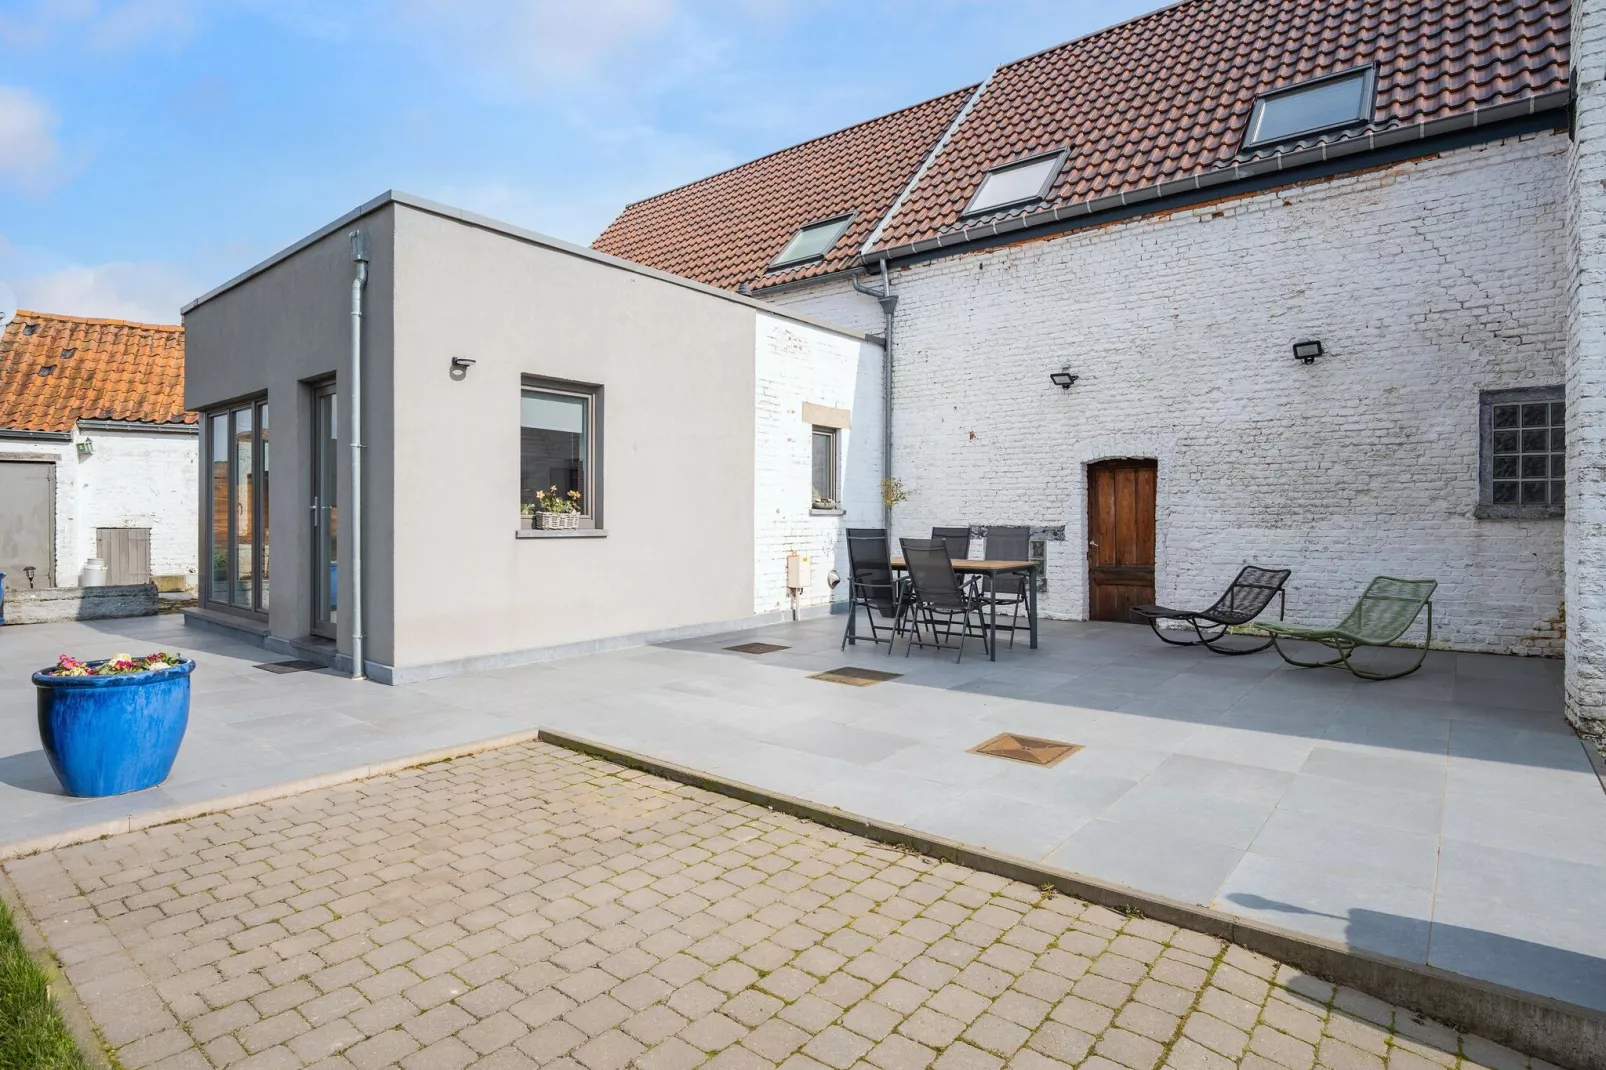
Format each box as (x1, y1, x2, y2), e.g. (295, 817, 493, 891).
(1130, 565, 1291, 655)
(900, 538, 991, 663)
(841, 528, 914, 653)
(931, 527, 972, 560)
(981, 526, 1032, 649)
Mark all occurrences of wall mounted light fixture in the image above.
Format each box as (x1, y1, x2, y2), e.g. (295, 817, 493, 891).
(1049, 367, 1079, 390)
(76, 438, 94, 457)
(449, 356, 476, 381)
(1292, 339, 1323, 364)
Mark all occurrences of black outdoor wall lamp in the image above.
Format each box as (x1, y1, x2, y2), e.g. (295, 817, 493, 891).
(1050, 367, 1080, 390)
(1292, 339, 1323, 364)
(449, 356, 476, 381)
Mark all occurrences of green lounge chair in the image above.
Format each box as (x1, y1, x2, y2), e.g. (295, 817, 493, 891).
(1259, 576, 1437, 680)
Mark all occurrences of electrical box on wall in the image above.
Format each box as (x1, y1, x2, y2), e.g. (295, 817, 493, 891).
(786, 552, 811, 589)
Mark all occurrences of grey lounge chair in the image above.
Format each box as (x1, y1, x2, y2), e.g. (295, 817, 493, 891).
(1131, 565, 1290, 655)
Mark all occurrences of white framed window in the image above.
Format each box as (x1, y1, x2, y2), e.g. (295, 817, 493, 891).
(521, 380, 602, 528)
(1244, 67, 1375, 149)
(811, 426, 839, 510)
(770, 214, 855, 270)
(963, 149, 1067, 217)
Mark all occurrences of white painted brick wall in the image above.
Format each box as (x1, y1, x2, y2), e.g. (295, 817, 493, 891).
(1567, 0, 1606, 725)
(0, 428, 197, 589)
(771, 134, 1568, 653)
(78, 429, 199, 584)
(753, 313, 885, 615)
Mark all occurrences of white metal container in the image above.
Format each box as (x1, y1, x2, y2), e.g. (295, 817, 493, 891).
(80, 558, 108, 587)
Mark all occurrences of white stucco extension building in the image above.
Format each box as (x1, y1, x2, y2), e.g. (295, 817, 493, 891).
(0, 311, 197, 604)
(595, 0, 1606, 730)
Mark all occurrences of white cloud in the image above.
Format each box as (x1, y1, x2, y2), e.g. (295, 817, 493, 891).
(1, 247, 198, 324)
(0, 0, 196, 52)
(0, 86, 63, 194)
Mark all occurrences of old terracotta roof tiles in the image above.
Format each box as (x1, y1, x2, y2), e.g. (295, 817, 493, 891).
(594, 0, 1570, 291)
(0, 311, 191, 433)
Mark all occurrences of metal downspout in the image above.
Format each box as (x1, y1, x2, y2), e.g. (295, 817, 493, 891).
(348, 231, 368, 681)
(853, 262, 898, 531)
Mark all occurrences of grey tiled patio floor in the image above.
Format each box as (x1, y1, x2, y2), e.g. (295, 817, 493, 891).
(1, 612, 1603, 1014)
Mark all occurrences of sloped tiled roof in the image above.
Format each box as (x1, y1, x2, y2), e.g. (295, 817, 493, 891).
(0, 310, 191, 433)
(595, 0, 1571, 290)
(592, 87, 976, 292)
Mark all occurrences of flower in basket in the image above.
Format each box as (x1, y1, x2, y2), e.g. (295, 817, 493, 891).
(534, 485, 583, 515)
(520, 502, 536, 516)
(48, 652, 183, 677)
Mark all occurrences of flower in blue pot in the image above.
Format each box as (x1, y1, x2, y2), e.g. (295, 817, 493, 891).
(33, 651, 194, 797)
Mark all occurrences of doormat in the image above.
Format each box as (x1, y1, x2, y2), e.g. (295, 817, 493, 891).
(810, 666, 902, 686)
(255, 660, 326, 674)
(726, 642, 790, 655)
(970, 732, 1083, 767)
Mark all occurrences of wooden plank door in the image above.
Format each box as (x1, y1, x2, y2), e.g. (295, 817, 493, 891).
(97, 528, 151, 586)
(1087, 459, 1157, 622)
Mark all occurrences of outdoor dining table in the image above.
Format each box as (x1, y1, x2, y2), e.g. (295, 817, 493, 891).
(884, 557, 1041, 662)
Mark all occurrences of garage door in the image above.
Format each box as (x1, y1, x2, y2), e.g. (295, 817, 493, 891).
(0, 461, 55, 590)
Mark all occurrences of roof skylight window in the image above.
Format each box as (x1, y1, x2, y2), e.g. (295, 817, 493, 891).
(770, 214, 855, 270)
(963, 150, 1067, 217)
(1244, 67, 1375, 149)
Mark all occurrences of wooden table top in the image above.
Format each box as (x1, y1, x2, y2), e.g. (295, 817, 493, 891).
(889, 558, 1036, 573)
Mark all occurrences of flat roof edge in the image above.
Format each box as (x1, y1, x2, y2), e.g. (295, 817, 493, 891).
(181, 191, 883, 345)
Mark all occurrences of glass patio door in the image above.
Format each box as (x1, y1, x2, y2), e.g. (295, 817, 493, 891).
(206, 399, 269, 615)
(312, 385, 338, 637)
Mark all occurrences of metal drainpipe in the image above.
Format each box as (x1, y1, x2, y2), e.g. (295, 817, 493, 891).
(852, 261, 898, 532)
(348, 230, 368, 681)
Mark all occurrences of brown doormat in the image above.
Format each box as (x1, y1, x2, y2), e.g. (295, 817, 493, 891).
(970, 732, 1083, 767)
(726, 642, 791, 654)
(809, 666, 903, 686)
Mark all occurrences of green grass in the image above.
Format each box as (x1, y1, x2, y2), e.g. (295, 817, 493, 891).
(0, 897, 90, 1070)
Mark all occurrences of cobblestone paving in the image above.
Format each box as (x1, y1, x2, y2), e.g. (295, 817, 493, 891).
(4, 742, 1548, 1070)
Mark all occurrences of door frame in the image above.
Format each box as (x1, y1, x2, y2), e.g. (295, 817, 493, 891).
(311, 380, 338, 639)
(1082, 455, 1160, 622)
(0, 455, 58, 590)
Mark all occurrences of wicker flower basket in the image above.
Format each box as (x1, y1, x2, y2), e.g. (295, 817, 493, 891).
(537, 511, 581, 530)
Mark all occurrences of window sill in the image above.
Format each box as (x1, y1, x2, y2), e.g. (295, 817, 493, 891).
(810, 508, 845, 517)
(516, 528, 608, 539)
(1474, 505, 1563, 520)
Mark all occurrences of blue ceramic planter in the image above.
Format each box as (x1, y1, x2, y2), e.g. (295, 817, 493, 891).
(33, 659, 194, 797)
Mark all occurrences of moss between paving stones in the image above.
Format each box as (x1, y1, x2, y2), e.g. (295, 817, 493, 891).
(0, 897, 89, 1070)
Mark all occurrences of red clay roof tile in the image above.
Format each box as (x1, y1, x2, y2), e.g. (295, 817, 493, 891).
(594, 0, 1570, 290)
(592, 87, 976, 293)
(0, 310, 190, 433)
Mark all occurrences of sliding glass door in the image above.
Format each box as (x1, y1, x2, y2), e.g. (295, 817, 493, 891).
(205, 399, 269, 616)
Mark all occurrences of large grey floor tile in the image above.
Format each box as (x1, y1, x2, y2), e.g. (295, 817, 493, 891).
(1099, 781, 1277, 849)
(1248, 808, 1440, 889)
(912, 791, 1091, 862)
(806, 768, 956, 826)
(1046, 817, 1243, 904)
(1214, 852, 1433, 962)
(1276, 773, 1443, 836)
(1142, 754, 1294, 804)
(1442, 791, 1606, 866)
(1428, 901, 1606, 1010)
(1172, 726, 1318, 773)
(1298, 745, 1445, 795)
(750, 720, 918, 765)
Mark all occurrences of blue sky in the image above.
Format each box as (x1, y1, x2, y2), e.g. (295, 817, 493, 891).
(0, 0, 1156, 324)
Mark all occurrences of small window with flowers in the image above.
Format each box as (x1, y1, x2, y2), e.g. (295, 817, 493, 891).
(1479, 387, 1563, 518)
